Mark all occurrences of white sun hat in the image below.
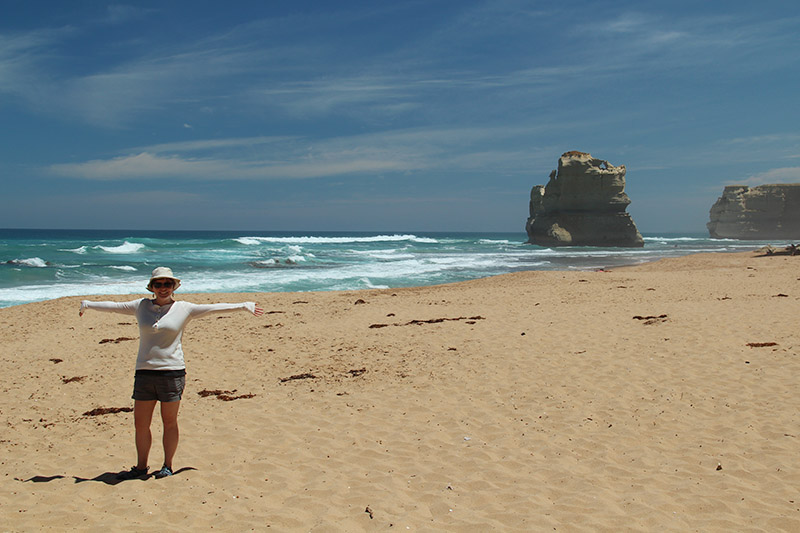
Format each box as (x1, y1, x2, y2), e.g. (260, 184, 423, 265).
(147, 266, 181, 292)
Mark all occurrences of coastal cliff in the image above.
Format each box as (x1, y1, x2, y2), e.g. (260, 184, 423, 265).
(525, 151, 644, 247)
(707, 184, 800, 240)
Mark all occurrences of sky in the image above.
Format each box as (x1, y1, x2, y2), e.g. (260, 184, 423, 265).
(1, 0, 798, 234)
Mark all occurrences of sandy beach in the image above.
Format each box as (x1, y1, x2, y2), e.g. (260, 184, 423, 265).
(2, 250, 799, 531)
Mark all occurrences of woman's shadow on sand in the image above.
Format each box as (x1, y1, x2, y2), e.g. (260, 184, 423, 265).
(21, 467, 196, 486)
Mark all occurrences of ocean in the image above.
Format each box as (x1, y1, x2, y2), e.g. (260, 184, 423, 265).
(0, 228, 780, 309)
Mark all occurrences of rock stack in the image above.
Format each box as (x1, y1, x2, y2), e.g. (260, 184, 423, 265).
(525, 151, 644, 247)
(707, 184, 800, 240)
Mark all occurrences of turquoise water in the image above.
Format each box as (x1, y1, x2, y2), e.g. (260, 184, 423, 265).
(0, 228, 780, 308)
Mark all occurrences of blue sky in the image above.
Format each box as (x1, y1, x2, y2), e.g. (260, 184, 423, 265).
(1, 1, 798, 233)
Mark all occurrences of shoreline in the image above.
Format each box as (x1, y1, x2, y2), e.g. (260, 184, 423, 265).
(4, 248, 769, 312)
(2, 249, 799, 531)
(0, 230, 774, 310)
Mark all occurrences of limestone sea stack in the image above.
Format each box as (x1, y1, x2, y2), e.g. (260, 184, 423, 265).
(525, 151, 644, 247)
(707, 184, 800, 240)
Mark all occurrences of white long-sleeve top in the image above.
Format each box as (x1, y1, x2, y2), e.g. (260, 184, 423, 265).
(81, 299, 257, 371)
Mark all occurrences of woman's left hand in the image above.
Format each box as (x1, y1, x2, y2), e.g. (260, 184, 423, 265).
(244, 302, 264, 316)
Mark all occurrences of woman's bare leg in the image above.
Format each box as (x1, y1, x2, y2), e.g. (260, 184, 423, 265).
(133, 400, 157, 470)
(160, 400, 181, 469)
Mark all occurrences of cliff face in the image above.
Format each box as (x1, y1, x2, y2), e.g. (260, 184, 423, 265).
(707, 184, 800, 240)
(525, 152, 644, 247)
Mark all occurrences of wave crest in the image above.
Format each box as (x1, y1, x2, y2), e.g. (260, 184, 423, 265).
(235, 234, 438, 245)
(95, 241, 145, 254)
(7, 257, 49, 268)
(61, 246, 88, 254)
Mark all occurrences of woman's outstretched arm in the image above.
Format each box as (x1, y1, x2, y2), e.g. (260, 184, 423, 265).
(186, 301, 264, 319)
(79, 299, 141, 317)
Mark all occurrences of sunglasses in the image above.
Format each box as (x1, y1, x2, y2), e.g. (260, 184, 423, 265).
(152, 281, 174, 289)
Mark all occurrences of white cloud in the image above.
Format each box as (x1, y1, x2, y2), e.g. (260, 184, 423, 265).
(47, 150, 413, 181)
(4, 3, 795, 130)
(46, 124, 557, 182)
(49, 153, 215, 180)
(0, 28, 72, 96)
(0, 23, 297, 125)
(738, 167, 800, 186)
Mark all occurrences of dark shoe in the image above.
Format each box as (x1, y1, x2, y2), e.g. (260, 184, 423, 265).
(116, 466, 148, 480)
(154, 465, 173, 479)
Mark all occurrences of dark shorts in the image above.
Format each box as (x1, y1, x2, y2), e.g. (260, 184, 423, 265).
(132, 370, 186, 402)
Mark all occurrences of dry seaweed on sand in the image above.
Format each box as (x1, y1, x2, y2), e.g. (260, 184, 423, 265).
(369, 316, 485, 328)
(83, 407, 133, 417)
(197, 389, 256, 401)
(279, 373, 317, 383)
(98, 337, 136, 344)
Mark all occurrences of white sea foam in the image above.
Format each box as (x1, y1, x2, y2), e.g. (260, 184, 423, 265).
(0, 279, 143, 305)
(61, 246, 88, 254)
(235, 234, 438, 245)
(350, 247, 404, 254)
(253, 259, 279, 266)
(8, 257, 48, 268)
(251, 256, 310, 267)
(643, 236, 706, 242)
(234, 237, 264, 246)
(95, 241, 145, 254)
(2, 230, 769, 310)
(369, 252, 417, 260)
(359, 277, 389, 289)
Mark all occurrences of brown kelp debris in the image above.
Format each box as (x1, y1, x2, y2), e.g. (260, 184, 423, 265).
(99, 336, 136, 344)
(279, 372, 317, 383)
(197, 389, 255, 401)
(369, 316, 486, 328)
(747, 342, 778, 348)
(197, 389, 232, 397)
(633, 314, 668, 325)
(62, 376, 86, 384)
(759, 244, 799, 256)
(348, 368, 367, 377)
(83, 406, 133, 417)
(217, 393, 255, 401)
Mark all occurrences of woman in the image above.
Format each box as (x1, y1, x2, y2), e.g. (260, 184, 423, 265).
(80, 267, 264, 480)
